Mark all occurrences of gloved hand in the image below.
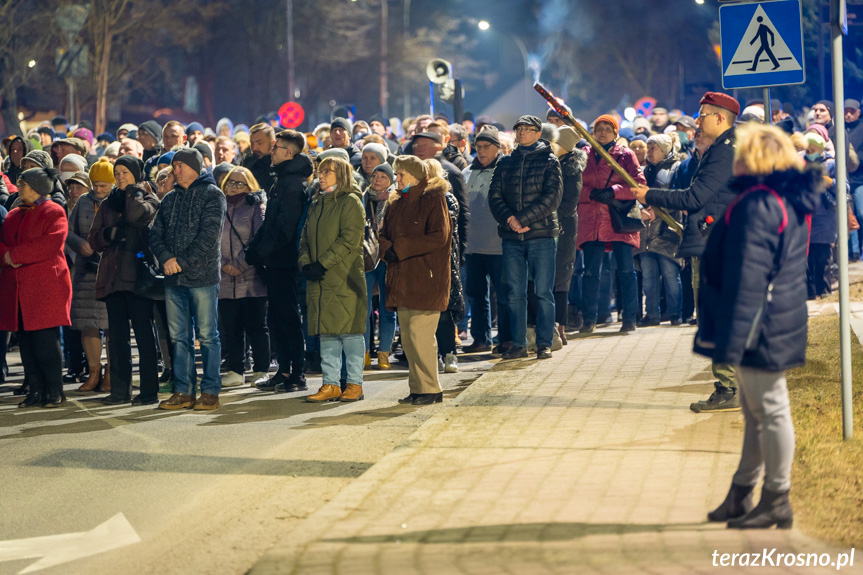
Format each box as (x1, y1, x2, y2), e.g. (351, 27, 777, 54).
(383, 247, 399, 263)
(302, 261, 326, 281)
(589, 187, 615, 205)
(101, 226, 126, 244)
(105, 189, 126, 213)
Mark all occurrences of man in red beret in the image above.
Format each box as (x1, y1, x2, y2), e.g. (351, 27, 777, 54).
(632, 91, 741, 414)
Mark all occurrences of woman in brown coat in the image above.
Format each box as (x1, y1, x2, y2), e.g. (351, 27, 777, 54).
(379, 155, 452, 405)
(88, 156, 161, 405)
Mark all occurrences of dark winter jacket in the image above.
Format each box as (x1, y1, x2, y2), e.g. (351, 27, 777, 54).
(444, 190, 465, 321)
(577, 141, 646, 249)
(220, 191, 267, 299)
(242, 153, 275, 195)
(149, 171, 226, 288)
(694, 168, 820, 371)
(245, 154, 313, 270)
(805, 155, 842, 245)
(488, 140, 563, 241)
(555, 149, 586, 293)
(379, 176, 452, 312)
(2, 137, 34, 184)
(89, 183, 160, 299)
(645, 127, 737, 258)
(443, 144, 468, 170)
(436, 154, 470, 262)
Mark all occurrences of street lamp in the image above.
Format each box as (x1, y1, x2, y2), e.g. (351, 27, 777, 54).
(478, 21, 531, 111)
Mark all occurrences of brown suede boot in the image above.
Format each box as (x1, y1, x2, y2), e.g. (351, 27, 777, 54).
(77, 365, 103, 392)
(159, 392, 196, 410)
(97, 365, 111, 393)
(339, 383, 364, 402)
(305, 384, 342, 403)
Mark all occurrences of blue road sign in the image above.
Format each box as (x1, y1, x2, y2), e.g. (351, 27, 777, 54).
(720, 0, 805, 90)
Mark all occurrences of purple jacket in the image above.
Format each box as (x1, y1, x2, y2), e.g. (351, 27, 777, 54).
(220, 191, 266, 299)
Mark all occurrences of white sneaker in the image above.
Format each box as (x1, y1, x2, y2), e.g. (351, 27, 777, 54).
(551, 323, 563, 351)
(249, 371, 269, 386)
(444, 352, 458, 373)
(438, 356, 445, 373)
(526, 326, 537, 352)
(221, 371, 245, 387)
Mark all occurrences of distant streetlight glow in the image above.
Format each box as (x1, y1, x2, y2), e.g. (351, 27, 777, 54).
(695, 0, 704, 4)
(478, 20, 490, 31)
(28, 60, 36, 68)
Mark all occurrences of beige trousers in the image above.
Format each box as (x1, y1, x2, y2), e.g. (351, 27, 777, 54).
(397, 308, 442, 394)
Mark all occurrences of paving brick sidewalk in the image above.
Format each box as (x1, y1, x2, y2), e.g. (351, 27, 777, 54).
(251, 324, 858, 575)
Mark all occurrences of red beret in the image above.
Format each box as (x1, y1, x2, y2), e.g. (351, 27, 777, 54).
(700, 92, 741, 116)
(593, 114, 619, 133)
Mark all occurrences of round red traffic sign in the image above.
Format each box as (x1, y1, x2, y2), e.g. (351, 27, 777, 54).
(278, 102, 305, 129)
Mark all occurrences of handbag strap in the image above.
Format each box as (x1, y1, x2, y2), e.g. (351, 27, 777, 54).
(725, 184, 791, 284)
(225, 208, 248, 251)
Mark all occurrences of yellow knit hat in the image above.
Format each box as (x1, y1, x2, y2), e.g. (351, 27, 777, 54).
(88, 157, 115, 184)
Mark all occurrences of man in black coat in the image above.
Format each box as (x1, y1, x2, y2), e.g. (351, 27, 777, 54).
(633, 91, 741, 413)
(488, 115, 563, 361)
(243, 123, 277, 193)
(245, 129, 313, 393)
(329, 117, 362, 169)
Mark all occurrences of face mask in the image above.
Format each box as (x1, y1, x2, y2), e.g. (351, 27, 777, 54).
(677, 131, 690, 147)
(400, 183, 411, 195)
(805, 152, 821, 161)
(59, 171, 76, 183)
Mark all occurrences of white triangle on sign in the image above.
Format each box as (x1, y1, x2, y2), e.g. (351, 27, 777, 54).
(724, 5, 802, 77)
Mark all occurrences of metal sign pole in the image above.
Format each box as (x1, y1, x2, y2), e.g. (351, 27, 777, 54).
(763, 87, 772, 125)
(831, 0, 853, 441)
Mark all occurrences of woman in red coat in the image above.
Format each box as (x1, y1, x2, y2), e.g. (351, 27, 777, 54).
(0, 168, 72, 407)
(576, 114, 647, 334)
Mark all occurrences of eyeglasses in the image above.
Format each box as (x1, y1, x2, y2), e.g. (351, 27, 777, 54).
(515, 126, 539, 134)
(273, 145, 292, 152)
(225, 180, 248, 189)
(318, 169, 334, 176)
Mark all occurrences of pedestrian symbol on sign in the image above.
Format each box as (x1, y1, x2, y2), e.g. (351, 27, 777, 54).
(723, 5, 802, 78)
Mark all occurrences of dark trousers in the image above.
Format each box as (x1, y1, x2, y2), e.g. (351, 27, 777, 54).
(219, 297, 270, 373)
(807, 242, 832, 298)
(106, 291, 159, 401)
(582, 241, 638, 324)
(153, 299, 174, 366)
(62, 325, 86, 373)
(436, 310, 457, 356)
(464, 253, 510, 347)
(18, 326, 62, 400)
(266, 267, 305, 375)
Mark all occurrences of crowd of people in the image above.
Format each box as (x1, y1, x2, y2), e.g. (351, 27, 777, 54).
(0, 89, 853, 530)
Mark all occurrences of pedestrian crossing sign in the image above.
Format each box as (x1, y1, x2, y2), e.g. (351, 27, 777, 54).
(720, 0, 805, 90)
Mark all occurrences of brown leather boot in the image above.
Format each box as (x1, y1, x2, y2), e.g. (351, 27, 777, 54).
(77, 365, 103, 392)
(305, 384, 342, 403)
(339, 383, 364, 402)
(158, 392, 196, 410)
(97, 365, 111, 392)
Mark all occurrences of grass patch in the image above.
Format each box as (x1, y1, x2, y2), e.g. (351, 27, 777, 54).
(788, 313, 863, 547)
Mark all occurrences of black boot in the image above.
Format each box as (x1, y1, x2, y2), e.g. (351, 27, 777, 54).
(707, 482, 754, 522)
(727, 487, 793, 529)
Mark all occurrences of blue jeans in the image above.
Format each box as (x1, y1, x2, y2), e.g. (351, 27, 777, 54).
(640, 252, 682, 321)
(320, 334, 365, 385)
(582, 241, 637, 324)
(465, 253, 510, 346)
(166, 284, 221, 396)
(850, 184, 863, 256)
(365, 262, 397, 353)
(502, 238, 556, 349)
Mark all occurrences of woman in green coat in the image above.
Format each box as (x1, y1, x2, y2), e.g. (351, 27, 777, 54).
(299, 156, 367, 403)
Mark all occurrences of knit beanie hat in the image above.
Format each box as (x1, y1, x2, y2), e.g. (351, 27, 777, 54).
(593, 114, 619, 134)
(372, 163, 394, 183)
(805, 132, 826, 151)
(172, 148, 203, 175)
(114, 155, 144, 183)
(556, 127, 580, 153)
(647, 134, 673, 157)
(103, 141, 121, 157)
(475, 126, 501, 147)
(212, 162, 234, 186)
(816, 100, 834, 118)
(216, 117, 234, 136)
(73, 128, 94, 146)
(632, 117, 651, 134)
(394, 155, 427, 182)
(22, 150, 53, 169)
(157, 151, 175, 166)
(317, 147, 350, 162)
(193, 142, 213, 164)
(330, 117, 353, 133)
(60, 153, 88, 173)
(368, 114, 387, 127)
(362, 142, 388, 164)
(116, 123, 138, 139)
(185, 122, 205, 136)
(541, 123, 559, 144)
(18, 167, 58, 196)
(88, 157, 115, 184)
(806, 123, 831, 144)
(138, 120, 162, 144)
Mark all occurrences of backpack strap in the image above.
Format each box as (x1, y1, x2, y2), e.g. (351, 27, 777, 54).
(725, 184, 788, 234)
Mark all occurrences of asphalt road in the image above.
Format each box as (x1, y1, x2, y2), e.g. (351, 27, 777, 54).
(0, 351, 493, 575)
